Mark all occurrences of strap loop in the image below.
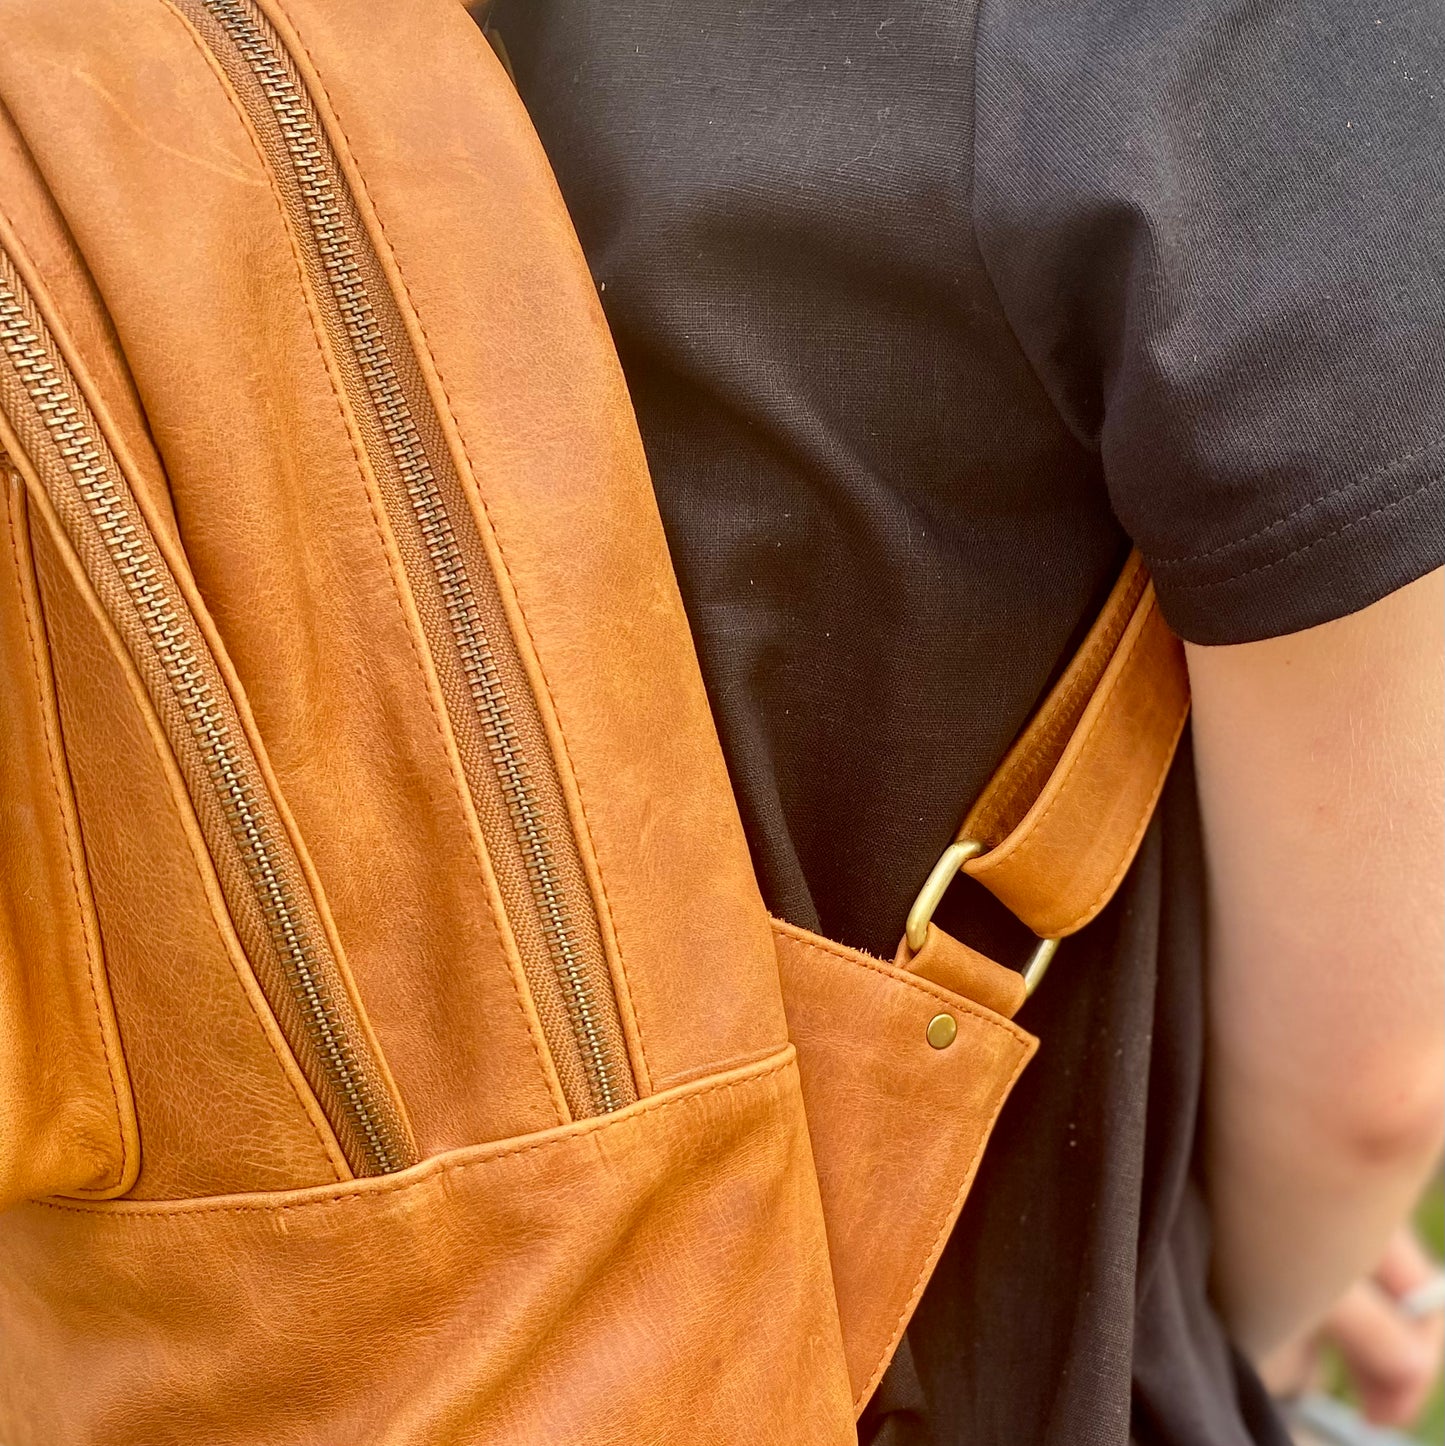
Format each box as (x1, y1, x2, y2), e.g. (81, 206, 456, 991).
(900, 552, 1190, 996)
(904, 839, 1058, 996)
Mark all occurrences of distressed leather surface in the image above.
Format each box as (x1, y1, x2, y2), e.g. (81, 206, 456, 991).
(0, 470, 136, 1208)
(259, 0, 790, 1094)
(0, 0, 1180, 1435)
(0, 1051, 856, 1446)
(776, 919, 1036, 1409)
(27, 504, 349, 1197)
(961, 551, 1191, 938)
(0, 0, 856, 1436)
(0, 0, 571, 1158)
(894, 921, 1029, 1020)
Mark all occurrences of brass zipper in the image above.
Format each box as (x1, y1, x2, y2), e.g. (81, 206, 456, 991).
(182, 0, 634, 1119)
(0, 250, 415, 1177)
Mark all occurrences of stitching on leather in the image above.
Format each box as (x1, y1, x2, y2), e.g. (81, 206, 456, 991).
(770, 919, 1033, 1048)
(968, 559, 1147, 843)
(138, 727, 345, 1176)
(1147, 431, 1445, 568)
(1022, 562, 1146, 766)
(649, 1042, 785, 1093)
(970, 593, 1159, 885)
(268, 5, 655, 1091)
(854, 1030, 1033, 1410)
(775, 908, 1038, 1370)
(146, 774, 346, 1179)
(338, 149, 663, 1092)
(3, 483, 131, 1190)
(31, 1050, 796, 1223)
(2, 143, 342, 1183)
(150, 1, 443, 1160)
(156, 0, 566, 1128)
(1162, 466, 1445, 590)
(973, 603, 1188, 935)
(970, 636, 1104, 840)
(1046, 690, 1189, 934)
(986, 645, 1185, 939)
(160, 0, 464, 879)
(51, 502, 347, 1178)
(778, 899, 1041, 1401)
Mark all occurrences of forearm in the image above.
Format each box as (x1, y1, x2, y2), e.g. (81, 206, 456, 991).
(1187, 569, 1445, 1360)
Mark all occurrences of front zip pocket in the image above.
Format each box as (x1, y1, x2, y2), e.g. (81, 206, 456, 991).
(0, 0, 638, 1158)
(177, 0, 636, 1122)
(0, 249, 415, 1178)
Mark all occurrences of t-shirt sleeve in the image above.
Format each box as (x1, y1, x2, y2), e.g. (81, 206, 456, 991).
(972, 0, 1445, 644)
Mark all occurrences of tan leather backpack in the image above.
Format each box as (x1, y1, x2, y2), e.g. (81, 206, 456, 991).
(0, 2, 1189, 1440)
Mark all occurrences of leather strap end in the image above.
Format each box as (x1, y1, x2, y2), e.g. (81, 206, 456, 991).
(959, 561, 1190, 939)
(893, 923, 1028, 1020)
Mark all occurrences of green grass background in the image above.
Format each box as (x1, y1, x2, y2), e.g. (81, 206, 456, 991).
(1411, 1180, 1444, 1441)
(1326, 1180, 1445, 1441)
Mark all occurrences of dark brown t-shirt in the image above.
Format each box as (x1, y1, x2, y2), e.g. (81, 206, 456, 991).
(490, 1, 1445, 1441)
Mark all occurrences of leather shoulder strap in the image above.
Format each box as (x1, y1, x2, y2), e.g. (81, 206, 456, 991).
(902, 551, 1190, 992)
(962, 551, 1190, 938)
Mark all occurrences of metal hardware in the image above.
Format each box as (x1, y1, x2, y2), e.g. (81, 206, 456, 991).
(906, 840, 985, 952)
(1020, 936, 1059, 997)
(906, 837, 1060, 998)
(192, 0, 629, 1116)
(925, 1013, 958, 1050)
(0, 258, 411, 1174)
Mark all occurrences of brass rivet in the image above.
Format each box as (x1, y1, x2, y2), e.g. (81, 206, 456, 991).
(926, 1012, 958, 1050)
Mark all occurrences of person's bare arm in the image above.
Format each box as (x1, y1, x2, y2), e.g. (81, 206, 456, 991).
(1186, 567, 1445, 1362)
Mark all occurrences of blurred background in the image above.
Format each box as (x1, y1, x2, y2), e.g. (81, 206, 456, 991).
(1290, 1179, 1444, 1445)
(1401, 1182, 1442, 1441)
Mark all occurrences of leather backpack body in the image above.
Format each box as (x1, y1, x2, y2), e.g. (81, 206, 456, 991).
(0, 2, 1187, 1440)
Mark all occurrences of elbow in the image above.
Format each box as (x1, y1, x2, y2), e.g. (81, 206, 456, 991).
(1323, 1060, 1445, 1173)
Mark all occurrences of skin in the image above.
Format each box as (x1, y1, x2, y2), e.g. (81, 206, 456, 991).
(1261, 1226, 1445, 1425)
(1186, 567, 1445, 1399)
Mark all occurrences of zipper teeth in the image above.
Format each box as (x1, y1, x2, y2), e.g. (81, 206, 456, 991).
(201, 0, 622, 1113)
(0, 274, 404, 1174)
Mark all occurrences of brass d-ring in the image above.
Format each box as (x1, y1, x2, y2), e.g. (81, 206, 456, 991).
(905, 838, 1060, 998)
(905, 840, 985, 953)
(1019, 935, 1059, 996)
